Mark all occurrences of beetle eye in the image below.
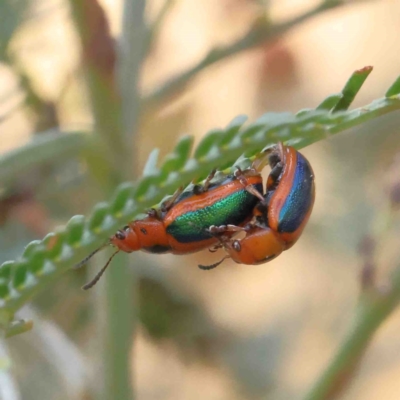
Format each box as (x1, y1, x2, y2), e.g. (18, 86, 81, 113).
(115, 231, 126, 240)
(232, 240, 241, 252)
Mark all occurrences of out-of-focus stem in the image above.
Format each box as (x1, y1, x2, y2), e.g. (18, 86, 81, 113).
(103, 253, 135, 400)
(145, 0, 177, 50)
(0, 340, 21, 400)
(69, 0, 124, 182)
(69, 0, 146, 398)
(0, 130, 88, 186)
(142, 0, 343, 107)
(303, 264, 400, 400)
(118, 0, 146, 158)
(304, 164, 400, 400)
(102, 2, 146, 400)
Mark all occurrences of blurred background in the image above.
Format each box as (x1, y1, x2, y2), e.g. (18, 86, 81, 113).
(1, 0, 400, 399)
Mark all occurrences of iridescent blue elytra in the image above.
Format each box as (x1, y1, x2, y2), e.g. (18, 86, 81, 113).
(277, 152, 314, 233)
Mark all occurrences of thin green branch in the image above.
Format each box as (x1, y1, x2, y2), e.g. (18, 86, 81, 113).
(303, 263, 400, 400)
(0, 130, 88, 186)
(303, 163, 400, 400)
(103, 253, 135, 400)
(145, 0, 177, 50)
(0, 85, 24, 110)
(0, 98, 25, 124)
(142, 0, 342, 106)
(69, 2, 138, 399)
(0, 341, 21, 399)
(69, 0, 125, 172)
(4, 319, 33, 338)
(102, 1, 147, 399)
(118, 0, 146, 151)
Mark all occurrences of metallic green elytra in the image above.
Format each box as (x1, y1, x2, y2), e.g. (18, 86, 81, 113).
(164, 174, 263, 244)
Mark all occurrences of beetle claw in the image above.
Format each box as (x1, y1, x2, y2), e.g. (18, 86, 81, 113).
(198, 256, 229, 270)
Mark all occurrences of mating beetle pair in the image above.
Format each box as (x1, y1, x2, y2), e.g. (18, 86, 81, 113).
(77, 143, 315, 289)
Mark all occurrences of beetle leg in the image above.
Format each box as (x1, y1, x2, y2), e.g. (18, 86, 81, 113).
(246, 184, 265, 202)
(209, 243, 223, 252)
(251, 142, 286, 189)
(207, 223, 255, 254)
(252, 148, 274, 172)
(205, 225, 231, 253)
(202, 168, 217, 191)
(146, 208, 159, 218)
(266, 162, 283, 191)
(251, 141, 286, 173)
(192, 169, 217, 195)
(238, 176, 264, 202)
(198, 256, 229, 270)
(234, 168, 265, 202)
(209, 224, 247, 234)
(245, 218, 267, 230)
(160, 186, 184, 212)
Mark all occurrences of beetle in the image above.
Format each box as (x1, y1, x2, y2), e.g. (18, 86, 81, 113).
(198, 142, 315, 269)
(77, 164, 266, 289)
(111, 170, 263, 256)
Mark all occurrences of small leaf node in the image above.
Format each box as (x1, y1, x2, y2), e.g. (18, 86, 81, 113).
(88, 203, 111, 232)
(220, 115, 248, 147)
(194, 129, 224, 160)
(142, 148, 160, 177)
(0, 262, 13, 282)
(12, 262, 29, 290)
(66, 215, 86, 245)
(110, 183, 136, 215)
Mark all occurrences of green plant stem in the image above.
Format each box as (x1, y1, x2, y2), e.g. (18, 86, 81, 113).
(145, 0, 177, 50)
(0, 341, 20, 399)
(118, 0, 146, 150)
(0, 96, 25, 124)
(69, 1, 139, 398)
(0, 130, 88, 186)
(303, 263, 400, 400)
(69, 0, 125, 177)
(101, 1, 146, 399)
(103, 253, 135, 400)
(143, 0, 342, 106)
(4, 319, 33, 338)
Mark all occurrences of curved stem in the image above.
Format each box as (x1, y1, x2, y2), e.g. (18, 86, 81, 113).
(303, 265, 400, 400)
(143, 0, 343, 106)
(69, 0, 146, 398)
(0, 130, 88, 186)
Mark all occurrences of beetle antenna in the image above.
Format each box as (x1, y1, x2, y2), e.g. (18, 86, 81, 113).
(198, 256, 229, 270)
(82, 249, 120, 290)
(73, 242, 110, 270)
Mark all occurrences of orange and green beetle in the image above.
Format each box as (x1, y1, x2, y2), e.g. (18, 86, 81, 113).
(78, 164, 265, 289)
(199, 143, 315, 268)
(110, 171, 263, 255)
